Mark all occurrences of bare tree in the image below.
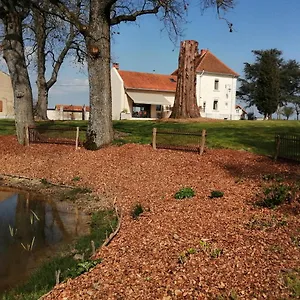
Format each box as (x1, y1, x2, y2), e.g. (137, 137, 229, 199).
(31, 8, 78, 120)
(0, 0, 35, 144)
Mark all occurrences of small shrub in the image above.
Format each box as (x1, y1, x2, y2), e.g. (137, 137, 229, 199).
(256, 183, 291, 208)
(262, 173, 283, 182)
(209, 190, 224, 198)
(66, 259, 101, 278)
(174, 187, 195, 200)
(131, 203, 144, 219)
(72, 176, 81, 182)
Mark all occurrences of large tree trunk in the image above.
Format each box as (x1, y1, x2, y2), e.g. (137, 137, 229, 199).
(34, 8, 49, 120)
(2, 11, 34, 144)
(84, 2, 113, 150)
(170, 40, 200, 119)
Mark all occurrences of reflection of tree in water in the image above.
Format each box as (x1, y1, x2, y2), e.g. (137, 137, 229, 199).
(0, 191, 82, 292)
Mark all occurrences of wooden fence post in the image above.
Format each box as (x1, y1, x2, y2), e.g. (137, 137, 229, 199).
(199, 129, 206, 155)
(152, 128, 157, 150)
(274, 135, 280, 161)
(24, 125, 29, 146)
(75, 127, 79, 150)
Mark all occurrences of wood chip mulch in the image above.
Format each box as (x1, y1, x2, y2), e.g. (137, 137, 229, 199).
(0, 135, 300, 299)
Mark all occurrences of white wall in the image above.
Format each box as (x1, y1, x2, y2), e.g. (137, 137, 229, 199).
(197, 73, 239, 120)
(47, 109, 89, 120)
(0, 72, 14, 119)
(111, 68, 129, 120)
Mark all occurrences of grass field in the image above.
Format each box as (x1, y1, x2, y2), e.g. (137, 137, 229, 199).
(1, 119, 300, 156)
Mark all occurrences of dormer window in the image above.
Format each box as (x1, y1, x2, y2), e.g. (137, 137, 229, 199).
(170, 78, 176, 83)
(214, 79, 219, 91)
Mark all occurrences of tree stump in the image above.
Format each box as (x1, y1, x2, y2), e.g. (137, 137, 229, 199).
(170, 40, 200, 119)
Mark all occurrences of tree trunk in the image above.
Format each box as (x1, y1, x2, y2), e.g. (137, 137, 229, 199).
(2, 11, 34, 144)
(170, 40, 200, 119)
(34, 8, 49, 120)
(84, 2, 113, 150)
(35, 84, 49, 120)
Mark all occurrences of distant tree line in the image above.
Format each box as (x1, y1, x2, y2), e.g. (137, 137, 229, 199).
(238, 49, 300, 120)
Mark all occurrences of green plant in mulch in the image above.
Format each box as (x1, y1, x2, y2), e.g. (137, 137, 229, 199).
(72, 176, 81, 182)
(131, 203, 144, 219)
(178, 241, 223, 264)
(178, 247, 197, 264)
(262, 173, 283, 182)
(256, 183, 292, 208)
(283, 269, 300, 297)
(174, 187, 195, 200)
(209, 190, 224, 198)
(245, 215, 287, 230)
(199, 239, 223, 259)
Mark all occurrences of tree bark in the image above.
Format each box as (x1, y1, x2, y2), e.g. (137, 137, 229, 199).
(170, 40, 200, 119)
(2, 11, 34, 144)
(34, 8, 49, 120)
(84, 1, 113, 149)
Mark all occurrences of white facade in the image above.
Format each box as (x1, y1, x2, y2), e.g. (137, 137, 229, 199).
(111, 68, 128, 120)
(196, 73, 240, 120)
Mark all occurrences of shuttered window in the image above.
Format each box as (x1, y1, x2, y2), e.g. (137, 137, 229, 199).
(0, 101, 2, 112)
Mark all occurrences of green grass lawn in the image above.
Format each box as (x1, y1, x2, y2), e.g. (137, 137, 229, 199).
(1, 119, 300, 156)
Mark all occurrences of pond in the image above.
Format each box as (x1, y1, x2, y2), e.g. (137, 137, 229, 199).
(0, 188, 90, 294)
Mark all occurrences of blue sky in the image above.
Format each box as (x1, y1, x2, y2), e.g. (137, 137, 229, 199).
(12, 1, 300, 110)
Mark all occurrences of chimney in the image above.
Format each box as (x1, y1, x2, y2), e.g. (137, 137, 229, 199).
(200, 49, 207, 56)
(113, 62, 119, 70)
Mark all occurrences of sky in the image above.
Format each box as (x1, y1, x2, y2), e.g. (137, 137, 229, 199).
(5, 0, 300, 113)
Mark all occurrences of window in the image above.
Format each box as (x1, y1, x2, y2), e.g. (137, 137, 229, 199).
(214, 79, 219, 91)
(213, 100, 218, 111)
(156, 105, 162, 111)
(132, 104, 151, 118)
(225, 102, 228, 107)
(0, 101, 2, 112)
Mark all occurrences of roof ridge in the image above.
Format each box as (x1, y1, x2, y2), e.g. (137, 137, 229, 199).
(119, 70, 176, 77)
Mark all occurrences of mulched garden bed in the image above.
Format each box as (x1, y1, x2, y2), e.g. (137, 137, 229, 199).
(0, 135, 300, 299)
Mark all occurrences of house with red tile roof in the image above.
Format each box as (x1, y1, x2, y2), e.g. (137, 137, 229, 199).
(111, 63, 177, 120)
(47, 104, 90, 120)
(111, 48, 242, 120)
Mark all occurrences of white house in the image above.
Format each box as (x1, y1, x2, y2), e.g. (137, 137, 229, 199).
(111, 63, 176, 120)
(111, 49, 243, 120)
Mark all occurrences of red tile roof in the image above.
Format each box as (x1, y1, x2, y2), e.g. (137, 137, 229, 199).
(118, 70, 177, 92)
(172, 49, 239, 77)
(55, 104, 90, 112)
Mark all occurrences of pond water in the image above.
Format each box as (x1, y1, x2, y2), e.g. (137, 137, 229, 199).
(0, 188, 90, 293)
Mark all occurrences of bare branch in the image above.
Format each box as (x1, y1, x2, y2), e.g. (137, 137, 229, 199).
(110, 6, 159, 25)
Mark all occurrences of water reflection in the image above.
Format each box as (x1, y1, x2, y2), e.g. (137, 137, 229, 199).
(0, 189, 89, 292)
